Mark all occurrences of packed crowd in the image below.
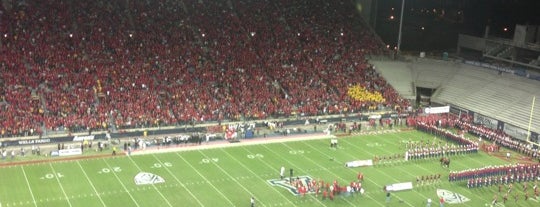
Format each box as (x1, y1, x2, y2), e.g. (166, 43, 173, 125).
(0, 0, 408, 138)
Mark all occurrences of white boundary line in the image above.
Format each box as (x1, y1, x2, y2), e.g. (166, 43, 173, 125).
(126, 156, 173, 207)
(102, 158, 141, 207)
(150, 154, 205, 206)
(131, 133, 332, 156)
(76, 161, 107, 206)
(48, 163, 73, 207)
(20, 166, 38, 207)
(174, 151, 235, 206)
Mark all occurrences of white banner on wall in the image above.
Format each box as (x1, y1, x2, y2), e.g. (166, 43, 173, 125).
(424, 106, 450, 114)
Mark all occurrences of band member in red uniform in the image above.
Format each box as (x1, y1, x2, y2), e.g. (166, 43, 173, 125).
(357, 172, 364, 182)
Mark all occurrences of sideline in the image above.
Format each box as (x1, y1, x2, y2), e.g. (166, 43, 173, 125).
(0, 132, 332, 167)
(0, 153, 125, 168)
(131, 133, 333, 156)
(0, 128, 406, 167)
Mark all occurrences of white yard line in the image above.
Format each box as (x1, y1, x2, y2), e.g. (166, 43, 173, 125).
(20, 166, 38, 207)
(150, 154, 205, 206)
(102, 158, 141, 207)
(76, 161, 107, 206)
(220, 147, 297, 206)
(197, 150, 265, 206)
(48, 163, 73, 207)
(126, 156, 173, 207)
(174, 152, 235, 206)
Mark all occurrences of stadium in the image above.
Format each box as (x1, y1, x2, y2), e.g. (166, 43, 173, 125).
(1, 0, 539, 206)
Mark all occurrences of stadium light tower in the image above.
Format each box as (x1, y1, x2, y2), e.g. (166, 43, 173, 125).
(396, 0, 405, 54)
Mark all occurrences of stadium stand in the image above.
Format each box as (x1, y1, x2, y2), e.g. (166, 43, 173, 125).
(369, 61, 415, 100)
(374, 58, 540, 135)
(0, 0, 409, 138)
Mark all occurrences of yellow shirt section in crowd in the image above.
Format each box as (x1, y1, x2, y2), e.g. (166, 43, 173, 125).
(347, 85, 385, 103)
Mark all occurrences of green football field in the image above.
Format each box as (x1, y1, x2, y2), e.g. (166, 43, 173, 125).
(0, 130, 538, 207)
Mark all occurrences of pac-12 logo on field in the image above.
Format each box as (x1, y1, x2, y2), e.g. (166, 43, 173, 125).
(134, 172, 165, 185)
(267, 175, 313, 196)
(436, 189, 470, 204)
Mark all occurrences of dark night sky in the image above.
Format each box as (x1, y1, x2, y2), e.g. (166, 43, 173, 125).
(375, 0, 540, 51)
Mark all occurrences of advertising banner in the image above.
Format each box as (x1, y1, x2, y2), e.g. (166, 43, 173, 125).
(58, 148, 83, 157)
(503, 123, 529, 141)
(72, 135, 95, 142)
(2, 137, 73, 147)
(17, 138, 52, 145)
(473, 113, 498, 130)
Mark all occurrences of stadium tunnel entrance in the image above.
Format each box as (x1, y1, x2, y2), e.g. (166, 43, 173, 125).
(416, 87, 436, 107)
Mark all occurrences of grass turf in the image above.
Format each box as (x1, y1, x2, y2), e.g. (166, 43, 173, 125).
(0, 130, 538, 207)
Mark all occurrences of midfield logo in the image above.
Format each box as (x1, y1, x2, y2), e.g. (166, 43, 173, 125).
(134, 172, 165, 185)
(436, 189, 470, 204)
(267, 175, 314, 196)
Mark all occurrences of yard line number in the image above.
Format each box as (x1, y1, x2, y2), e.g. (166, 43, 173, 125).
(151, 162, 173, 168)
(200, 158, 219, 164)
(98, 167, 122, 174)
(247, 154, 264, 159)
(288, 150, 306, 155)
(40, 172, 64, 179)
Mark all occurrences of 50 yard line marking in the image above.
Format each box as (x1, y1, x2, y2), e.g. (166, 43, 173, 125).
(127, 156, 173, 207)
(223, 147, 297, 207)
(151, 154, 205, 206)
(102, 158, 141, 207)
(259, 144, 346, 207)
(20, 166, 37, 207)
(49, 163, 73, 207)
(197, 150, 263, 206)
(174, 152, 235, 206)
(76, 161, 107, 206)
